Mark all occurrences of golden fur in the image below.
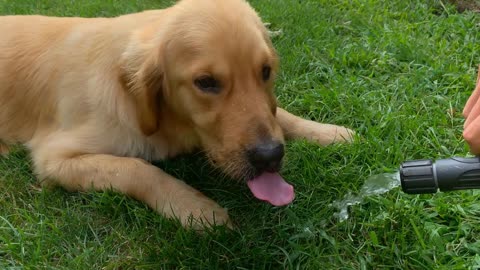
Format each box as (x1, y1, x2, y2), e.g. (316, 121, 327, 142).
(0, 0, 354, 230)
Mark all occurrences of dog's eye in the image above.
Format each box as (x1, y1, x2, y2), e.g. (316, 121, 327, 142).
(262, 65, 271, 81)
(194, 76, 221, 94)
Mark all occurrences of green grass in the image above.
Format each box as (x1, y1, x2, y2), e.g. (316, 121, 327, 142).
(1, 0, 480, 269)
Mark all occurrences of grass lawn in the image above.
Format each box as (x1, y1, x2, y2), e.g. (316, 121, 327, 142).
(1, 0, 480, 269)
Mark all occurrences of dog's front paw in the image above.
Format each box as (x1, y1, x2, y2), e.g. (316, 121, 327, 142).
(300, 121, 355, 146)
(0, 142, 10, 157)
(181, 195, 232, 231)
(329, 125, 355, 144)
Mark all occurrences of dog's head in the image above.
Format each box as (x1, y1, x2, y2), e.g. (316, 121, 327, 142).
(122, 0, 294, 206)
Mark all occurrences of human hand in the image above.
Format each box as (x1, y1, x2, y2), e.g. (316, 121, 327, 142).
(463, 66, 480, 154)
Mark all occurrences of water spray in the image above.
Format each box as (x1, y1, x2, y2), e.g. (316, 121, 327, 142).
(333, 156, 480, 221)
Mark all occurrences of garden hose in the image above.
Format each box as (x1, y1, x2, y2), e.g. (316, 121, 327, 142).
(400, 157, 480, 194)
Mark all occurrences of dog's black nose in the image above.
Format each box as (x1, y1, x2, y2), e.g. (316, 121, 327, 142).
(247, 140, 284, 173)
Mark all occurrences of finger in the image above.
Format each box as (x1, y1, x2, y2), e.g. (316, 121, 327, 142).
(463, 114, 480, 155)
(463, 65, 480, 118)
(464, 96, 480, 128)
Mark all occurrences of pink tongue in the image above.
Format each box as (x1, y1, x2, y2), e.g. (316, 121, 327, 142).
(247, 172, 295, 206)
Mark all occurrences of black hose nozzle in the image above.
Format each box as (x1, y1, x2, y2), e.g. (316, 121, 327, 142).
(400, 157, 480, 194)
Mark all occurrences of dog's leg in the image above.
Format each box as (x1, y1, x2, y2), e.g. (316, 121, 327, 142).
(276, 107, 355, 146)
(0, 141, 9, 157)
(31, 145, 231, 230)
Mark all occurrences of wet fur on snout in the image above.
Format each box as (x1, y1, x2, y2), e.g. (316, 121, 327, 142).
(0, 0, 354, 230)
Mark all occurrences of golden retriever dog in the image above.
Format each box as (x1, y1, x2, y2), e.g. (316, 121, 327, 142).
(0, 0, 354, 230)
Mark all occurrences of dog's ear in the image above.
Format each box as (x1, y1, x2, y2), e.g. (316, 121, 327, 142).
(120, 44, 164, 136)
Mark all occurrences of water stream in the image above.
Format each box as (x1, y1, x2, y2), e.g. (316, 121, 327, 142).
(332, 172, 401, 222)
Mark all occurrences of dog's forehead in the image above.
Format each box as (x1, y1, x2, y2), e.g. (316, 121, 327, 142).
(212, 26, 271, 59)
(167, 24, 273, 74)
(171, 1, 271, 51)
(164, 1, 277, 76)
